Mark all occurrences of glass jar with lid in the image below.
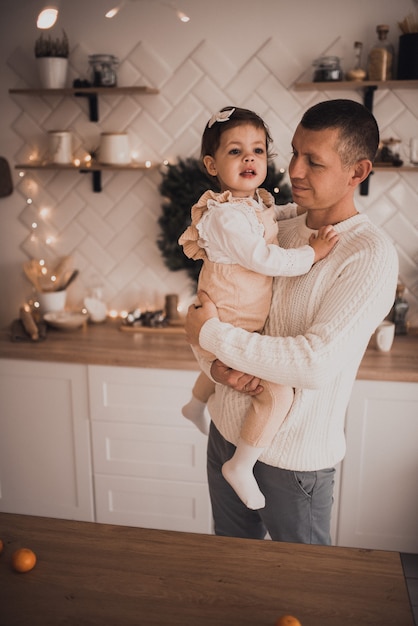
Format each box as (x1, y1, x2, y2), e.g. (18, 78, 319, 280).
(367, 25, 395, 81)
(312, 56, 343, 82)
(88, 54, 119, 87)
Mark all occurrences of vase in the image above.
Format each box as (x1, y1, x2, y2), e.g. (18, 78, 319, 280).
(397, 34, 418, 79)
(37, 57, 68, 89)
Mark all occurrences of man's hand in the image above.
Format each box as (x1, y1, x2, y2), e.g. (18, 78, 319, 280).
(185, 290, 218, 345)
(211, 359, 263, 396)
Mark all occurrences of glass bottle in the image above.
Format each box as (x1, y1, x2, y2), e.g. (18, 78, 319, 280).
(346, 41, 366, 81)
(390, 284, 409, 335)
(367, 25, 395, 81)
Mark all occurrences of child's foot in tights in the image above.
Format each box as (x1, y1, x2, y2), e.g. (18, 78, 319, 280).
(182, 396, 210, 435)
(221, 439, 266, 510)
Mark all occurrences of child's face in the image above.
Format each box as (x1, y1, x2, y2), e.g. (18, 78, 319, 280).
(203, 124, 268, 198)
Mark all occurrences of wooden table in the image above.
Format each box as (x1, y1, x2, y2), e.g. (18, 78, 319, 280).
(0, 513, 413, 626)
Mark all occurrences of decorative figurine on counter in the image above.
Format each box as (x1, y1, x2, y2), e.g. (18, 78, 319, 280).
(123, 308, 168, 328)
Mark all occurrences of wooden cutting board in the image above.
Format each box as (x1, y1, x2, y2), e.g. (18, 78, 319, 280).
(120, 323, 185, 334)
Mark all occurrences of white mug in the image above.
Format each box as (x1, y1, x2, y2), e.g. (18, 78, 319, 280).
(37, 290, 67, 313)
(48, 131, 72, 164)
(98, 132, 131, 164)
(410, 138, 418, 165)
(375, 320, 395, 352)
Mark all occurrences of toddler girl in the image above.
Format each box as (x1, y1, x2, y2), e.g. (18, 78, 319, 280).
(179, 107, 338, 509)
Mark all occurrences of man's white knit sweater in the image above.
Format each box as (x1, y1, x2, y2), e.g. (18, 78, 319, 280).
(198, 211, 399, 471)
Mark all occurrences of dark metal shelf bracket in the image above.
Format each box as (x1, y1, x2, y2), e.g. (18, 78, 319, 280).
(80, 169, 102, 192)
(74, 91, 99, 122)
(360, 85, 378, 196)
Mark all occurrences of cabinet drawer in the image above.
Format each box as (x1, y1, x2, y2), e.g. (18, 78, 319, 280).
(94, 474, 212, 533)
(91, 421, 207, 482)
(88, 365, 198, 425)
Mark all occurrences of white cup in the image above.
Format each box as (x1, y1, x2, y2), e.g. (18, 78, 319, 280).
(48, 131, 72, 164)
(98, 132, 131, 164)
(38, 290, 67, 313)
(410, 138, 418, 165)
(375, 320, 395, 352)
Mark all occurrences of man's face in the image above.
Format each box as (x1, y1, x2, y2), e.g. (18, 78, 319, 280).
(289, 124, 355, 216)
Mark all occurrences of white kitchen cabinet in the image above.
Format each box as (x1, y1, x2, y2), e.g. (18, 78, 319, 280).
(0, 359, 94, 521)
(336, 380, 418, 553)
(88, 365, 212, 533)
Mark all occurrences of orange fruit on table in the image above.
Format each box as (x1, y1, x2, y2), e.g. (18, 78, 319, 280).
(0, 539, 3, 554)
(11, 548, 37, 573)
(275, 616, 302, 626)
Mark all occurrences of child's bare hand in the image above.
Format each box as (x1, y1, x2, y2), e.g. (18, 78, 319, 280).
(309, 225, 339, 263)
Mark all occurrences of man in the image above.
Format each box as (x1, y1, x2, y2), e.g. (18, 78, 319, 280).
(185, 99, 399, 545)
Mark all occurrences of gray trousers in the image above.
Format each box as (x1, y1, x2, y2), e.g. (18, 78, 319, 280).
(207, 422, 335, 544)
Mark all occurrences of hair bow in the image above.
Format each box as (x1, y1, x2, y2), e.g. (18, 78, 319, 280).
(208, 108, 235, 128)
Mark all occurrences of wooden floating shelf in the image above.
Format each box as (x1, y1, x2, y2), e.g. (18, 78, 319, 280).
(293, 79, 418, 195)
(9, 86, 159, 121)
(15, 161, 160, 171)
(373, 165, 417, 172)
(294, 80, 418, 90)
(15, 161, 161, 192)
(9, 86, 159, 95)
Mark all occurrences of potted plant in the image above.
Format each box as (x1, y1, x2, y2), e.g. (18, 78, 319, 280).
(34, 30, 69, 89)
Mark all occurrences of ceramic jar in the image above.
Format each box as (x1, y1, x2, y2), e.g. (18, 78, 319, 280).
(48, 131, 72, 164)
(98, 132, 131, 165)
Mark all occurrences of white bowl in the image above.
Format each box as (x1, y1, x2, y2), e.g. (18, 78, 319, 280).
(44, 311, 87, 331)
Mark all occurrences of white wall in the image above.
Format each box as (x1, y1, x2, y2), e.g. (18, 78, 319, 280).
(0, 0, 417, 327)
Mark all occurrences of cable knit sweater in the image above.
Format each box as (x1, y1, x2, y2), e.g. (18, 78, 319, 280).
(199, 211, 399, 471)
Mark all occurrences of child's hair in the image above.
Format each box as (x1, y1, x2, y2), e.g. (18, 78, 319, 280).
(200, 106, 274, 160)
(300, 99, 380, 166)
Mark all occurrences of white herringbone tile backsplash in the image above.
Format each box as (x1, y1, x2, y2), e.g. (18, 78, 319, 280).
(7, 36, 418, 326)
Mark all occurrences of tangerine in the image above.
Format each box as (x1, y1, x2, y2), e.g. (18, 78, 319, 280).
(275, 616, 302, 626)
(11, 548, 37, 573)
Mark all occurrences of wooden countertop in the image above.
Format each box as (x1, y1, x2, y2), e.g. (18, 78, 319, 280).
(0, 320, 417, 382)
(0, 320, 199, 371)
(0, 512, 413, 626)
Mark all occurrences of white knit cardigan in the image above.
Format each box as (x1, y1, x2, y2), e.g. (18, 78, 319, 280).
(199, 212, 399, 471)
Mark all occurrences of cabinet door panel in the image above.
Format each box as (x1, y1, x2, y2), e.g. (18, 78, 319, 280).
(337, 380, 418, 552)
(0, 359, 94, 521)
(92, 421, 207, 481)
(94, 475, 211, 533)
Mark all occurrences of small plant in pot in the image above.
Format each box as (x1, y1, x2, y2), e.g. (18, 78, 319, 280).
(35, 30, 69, 89)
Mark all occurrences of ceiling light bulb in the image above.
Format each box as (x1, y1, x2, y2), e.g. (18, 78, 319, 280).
(105, 6, 120, 18)
(37, 7, 58, 29)
(176, 10, 190, 22)
(105, 0, 125, 18)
